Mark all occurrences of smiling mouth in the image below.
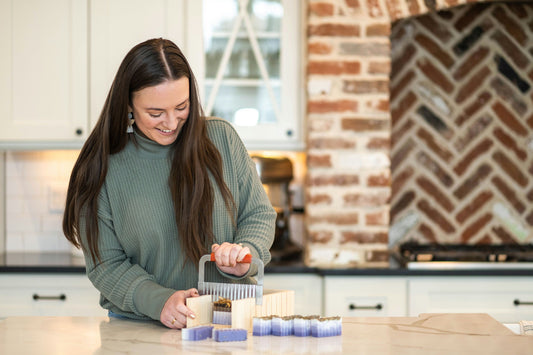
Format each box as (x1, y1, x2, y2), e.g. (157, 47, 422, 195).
(157, 128, 174, 133)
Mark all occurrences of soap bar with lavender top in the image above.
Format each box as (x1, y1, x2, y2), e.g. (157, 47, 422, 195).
(212, 297, 232, 325)
(253, 316, 272, 336)
(271, 316, 294, 336)
(294, 315, 319, 337)
(311, 317, 342, 337)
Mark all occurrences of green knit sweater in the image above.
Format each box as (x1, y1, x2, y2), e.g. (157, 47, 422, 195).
(80, 118, 276, 320)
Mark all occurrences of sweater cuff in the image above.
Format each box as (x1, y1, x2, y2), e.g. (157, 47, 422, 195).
(133, 280, 176, 320)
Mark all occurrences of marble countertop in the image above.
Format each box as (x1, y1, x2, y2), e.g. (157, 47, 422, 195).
(1, 313, 532, 354)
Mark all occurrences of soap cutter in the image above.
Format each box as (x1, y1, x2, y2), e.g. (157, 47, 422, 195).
(197, 253, 264, 305)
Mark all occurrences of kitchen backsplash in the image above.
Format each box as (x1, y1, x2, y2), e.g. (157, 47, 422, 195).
(5, 151, 77, 252)
(4, 150, 306, 253)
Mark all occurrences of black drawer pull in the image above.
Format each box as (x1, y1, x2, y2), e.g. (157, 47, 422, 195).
(349, 303, 383, 310)
(514, 299, 533, 306)
(33, 293, 67, 301)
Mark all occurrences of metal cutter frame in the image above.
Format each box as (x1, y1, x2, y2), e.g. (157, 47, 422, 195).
(197, 254, 264, 305)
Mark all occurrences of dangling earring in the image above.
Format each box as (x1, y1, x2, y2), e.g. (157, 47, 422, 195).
(127, 112, 134, 133)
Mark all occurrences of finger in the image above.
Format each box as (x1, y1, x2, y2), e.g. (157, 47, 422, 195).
(217, 244, 231, 266)
(211, 243, 220, 252)
(229, 247, 242, 266)
(237, 247, 251, 262)
(170, 314, 187, 329)
(168, 317, 180, 329)
(177, 303, 196, 320)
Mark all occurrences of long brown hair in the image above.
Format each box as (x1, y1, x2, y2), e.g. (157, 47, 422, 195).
(63, 38, 235, 265)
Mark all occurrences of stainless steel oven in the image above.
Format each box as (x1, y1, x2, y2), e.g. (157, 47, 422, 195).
(395, 243, 533, 270)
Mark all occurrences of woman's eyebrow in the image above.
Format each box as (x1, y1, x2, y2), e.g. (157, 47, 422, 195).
(146, 98, 189, 111)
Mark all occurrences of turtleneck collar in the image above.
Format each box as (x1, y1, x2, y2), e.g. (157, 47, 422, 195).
(129, 129, 173, 159)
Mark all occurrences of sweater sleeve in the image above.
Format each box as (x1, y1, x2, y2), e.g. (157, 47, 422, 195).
(80, 184, 175, 321)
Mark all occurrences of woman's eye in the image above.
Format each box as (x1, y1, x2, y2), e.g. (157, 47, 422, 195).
(176, 105, 188, 111)
(149, 113, 163, 118)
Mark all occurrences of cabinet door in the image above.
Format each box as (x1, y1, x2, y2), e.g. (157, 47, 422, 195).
(0, 274, 106, 317)
(0, 0, 88, 141)
(264, 274, 323, 315)
(187, 0, 302, 150)
(324, 276, 407, 317)
(90, 0, 185, 129)
(408, 277, 533, 323)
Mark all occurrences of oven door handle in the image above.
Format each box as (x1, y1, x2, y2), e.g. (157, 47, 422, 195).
(514, 299, 533, 306)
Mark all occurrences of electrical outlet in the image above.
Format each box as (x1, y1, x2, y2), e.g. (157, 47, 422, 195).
(48, 184, 67, 213)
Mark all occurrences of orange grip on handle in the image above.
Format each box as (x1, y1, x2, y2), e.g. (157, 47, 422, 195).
(210, 252, 252, 263)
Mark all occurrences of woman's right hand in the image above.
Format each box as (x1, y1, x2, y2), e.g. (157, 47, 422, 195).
(160, 288, 198, 329)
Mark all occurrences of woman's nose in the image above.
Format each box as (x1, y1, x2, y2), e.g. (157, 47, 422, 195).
(164, 112, 180, 129)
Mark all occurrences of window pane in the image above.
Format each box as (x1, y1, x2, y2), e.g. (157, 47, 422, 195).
(207, 85, 280, 126)
(203, 0, 282, 33)
(205, 38, 280, 79)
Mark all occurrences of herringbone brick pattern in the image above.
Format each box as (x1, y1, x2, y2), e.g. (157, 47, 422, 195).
(390, 2, 533, 245)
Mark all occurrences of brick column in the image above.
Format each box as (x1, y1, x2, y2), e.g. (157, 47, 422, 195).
(304, 0, 494, 268)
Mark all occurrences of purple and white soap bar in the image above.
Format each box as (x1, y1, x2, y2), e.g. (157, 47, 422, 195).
(294, 315, 319, 337)
(311, 317, 342, 337)
(271, 316, 294, 336)
(253, 316, 272, 336)
(181, 325, 214, 341)
(213, 328, 248, 342)
(213, 310, 231, 325)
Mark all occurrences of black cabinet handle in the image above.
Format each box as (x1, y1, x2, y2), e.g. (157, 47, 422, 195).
(75, 128, 83, 136)
(33, 293, 67, 301)
(349, 303, 383, 310)
(514, 299, 533, 306)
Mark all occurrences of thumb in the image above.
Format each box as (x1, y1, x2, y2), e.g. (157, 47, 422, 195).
(211, 244, 220, 252)
(185, 288, 199, 298)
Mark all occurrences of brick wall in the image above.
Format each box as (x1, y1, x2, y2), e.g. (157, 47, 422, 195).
(303, 0, 519, 268)
(390, 2, 533, 247)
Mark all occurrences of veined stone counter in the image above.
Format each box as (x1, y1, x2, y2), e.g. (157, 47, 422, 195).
(1, 313, 532, 354)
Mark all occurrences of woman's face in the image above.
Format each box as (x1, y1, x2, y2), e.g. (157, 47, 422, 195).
(130, 77, 190, 146)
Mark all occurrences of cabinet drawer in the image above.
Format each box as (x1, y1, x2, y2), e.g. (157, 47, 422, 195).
(0, 274, 106, 317)
(409, 277, 533, 323)
(324, 276, 407, 317)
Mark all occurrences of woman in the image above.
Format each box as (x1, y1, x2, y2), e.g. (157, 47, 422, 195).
(63, 38, 276, 329)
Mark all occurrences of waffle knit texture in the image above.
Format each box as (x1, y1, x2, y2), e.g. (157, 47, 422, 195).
(80, 118, 276, 321)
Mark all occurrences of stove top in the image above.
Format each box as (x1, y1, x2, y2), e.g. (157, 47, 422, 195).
(396, 243, 533, 269)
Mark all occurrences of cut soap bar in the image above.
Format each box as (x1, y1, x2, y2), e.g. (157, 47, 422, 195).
(213, 328, 248, 342)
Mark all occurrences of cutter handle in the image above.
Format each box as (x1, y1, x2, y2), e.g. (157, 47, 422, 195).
(210, 252, 252, 263)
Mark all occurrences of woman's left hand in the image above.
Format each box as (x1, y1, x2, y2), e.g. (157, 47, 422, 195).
(211, 242, 251, 277)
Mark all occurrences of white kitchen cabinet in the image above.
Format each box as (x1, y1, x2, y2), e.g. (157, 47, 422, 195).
(186, 0, 304, 150)
(0, 0, 88, 142)
(263, 274, 323, 316)
(323, 276, 408, 317)
(90, 0, 186, 129)
(0, 0, 303, 151)
(408, 277, 533, 323)
(0, 274, 106, 317)
(0, 0, 187, 145)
